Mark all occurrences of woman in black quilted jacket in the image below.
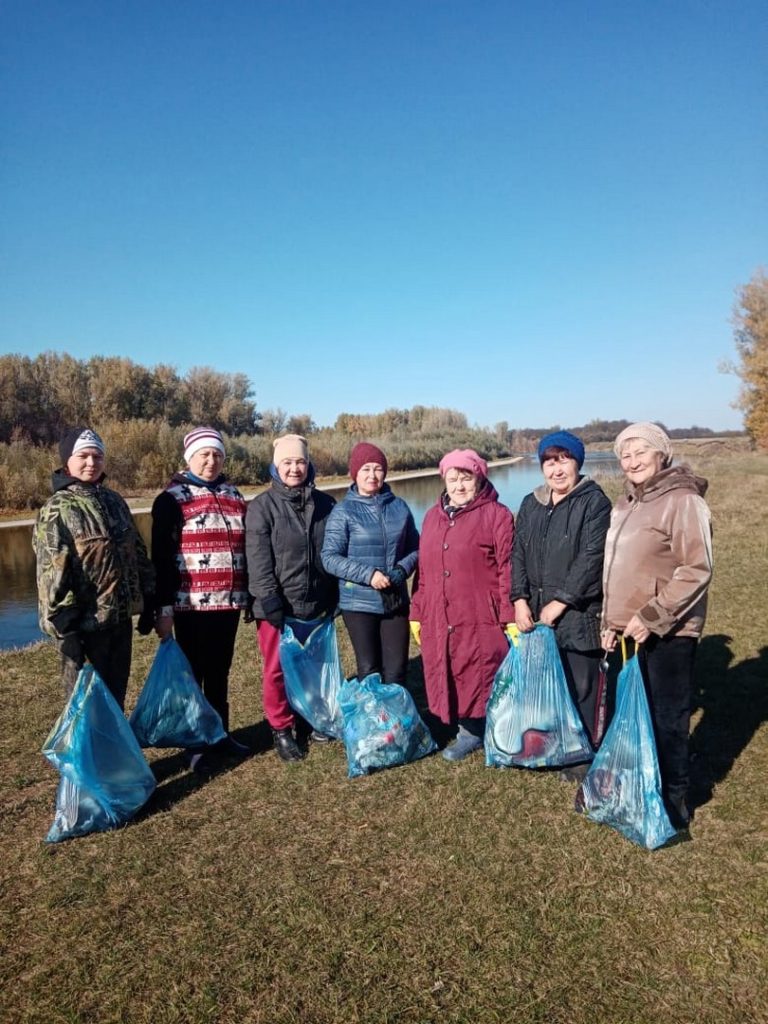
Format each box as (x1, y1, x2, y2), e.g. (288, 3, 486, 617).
(245, 434, 338, 762)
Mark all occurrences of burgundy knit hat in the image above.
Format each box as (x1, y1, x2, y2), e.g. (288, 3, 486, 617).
(349, 442, 388, 480)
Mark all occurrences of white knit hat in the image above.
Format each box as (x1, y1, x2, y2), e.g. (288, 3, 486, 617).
(183, 426, 225, 463)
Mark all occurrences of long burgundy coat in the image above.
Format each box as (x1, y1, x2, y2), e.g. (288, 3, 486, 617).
(410, 482, 515, 723)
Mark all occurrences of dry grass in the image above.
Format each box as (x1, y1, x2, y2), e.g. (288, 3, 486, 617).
(1, 453, 767, 1024)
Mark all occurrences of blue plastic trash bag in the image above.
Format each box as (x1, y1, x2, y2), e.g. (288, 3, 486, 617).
(279, 617, 344, 739)
(339, 674, 437, 778)
(42, 665, 156, 843)
(575, 654, 676, 849)
(129, 638, 226, 749)
(485, 624, 594, 769)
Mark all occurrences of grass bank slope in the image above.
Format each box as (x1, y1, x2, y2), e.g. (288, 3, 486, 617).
(1, 454, 766, 1024)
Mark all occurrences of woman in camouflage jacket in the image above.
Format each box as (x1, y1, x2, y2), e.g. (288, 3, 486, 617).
(34, 428, 154, 709)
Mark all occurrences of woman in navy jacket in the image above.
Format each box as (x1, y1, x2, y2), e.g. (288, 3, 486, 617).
(321, 442, 419, 685)
(512, 431, 611, 776)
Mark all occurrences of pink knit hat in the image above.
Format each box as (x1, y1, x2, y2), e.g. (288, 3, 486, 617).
(349, 442, 388, 480)
(439, 449, 488, 478)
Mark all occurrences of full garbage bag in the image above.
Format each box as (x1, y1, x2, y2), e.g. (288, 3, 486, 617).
(279, 616, 344, 739)
(42, 665, 156, 843)
(129, 637, 226, 749)
(575, 654, 676, 849)
(339, 674, 437, 778)
(485, 624, 594, 769)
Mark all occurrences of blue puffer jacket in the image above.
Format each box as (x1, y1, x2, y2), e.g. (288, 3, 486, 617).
(321, 484, 419, 614)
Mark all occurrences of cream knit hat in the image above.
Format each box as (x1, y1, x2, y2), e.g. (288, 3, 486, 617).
(614, 422, 672, 466)
(273, 434, 308, 464)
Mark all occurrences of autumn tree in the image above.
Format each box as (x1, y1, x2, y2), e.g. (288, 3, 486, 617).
(182, 367, 258, 434)
(731, 269, 768, 450)
(88, 356, 155, 422)
(285, 413, 317, 436)
(259, 408, 287, 436)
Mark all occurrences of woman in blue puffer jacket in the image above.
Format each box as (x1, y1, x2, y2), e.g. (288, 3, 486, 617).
(322, 442, 419, 685)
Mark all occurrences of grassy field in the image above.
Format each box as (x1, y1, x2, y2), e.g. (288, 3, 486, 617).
(1, 453, 767, 1024)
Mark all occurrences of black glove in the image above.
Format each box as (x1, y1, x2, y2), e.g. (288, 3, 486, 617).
(136, 608, 155, 635)
(381, 588, 405, 614)
(59, 633, 83, 661)
(387, 565, 407, 587)
(243, 595, 256, 624)
(265, 609, 285, 631)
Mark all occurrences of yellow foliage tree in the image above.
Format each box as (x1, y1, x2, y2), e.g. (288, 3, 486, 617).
(732, 269, 768, 450)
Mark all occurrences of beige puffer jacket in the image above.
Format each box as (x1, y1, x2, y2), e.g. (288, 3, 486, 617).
(602, 465, 713, 638)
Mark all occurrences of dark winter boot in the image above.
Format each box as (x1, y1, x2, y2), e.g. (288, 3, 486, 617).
(272, 728, 305, 763)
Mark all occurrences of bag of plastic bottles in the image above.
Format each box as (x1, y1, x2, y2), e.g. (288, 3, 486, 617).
(279, 616, 344, 739)
(575, 652, 676, 849)
(129, 637, 227, 749)
(485, 624, 594, 769)
(339, 674, 437, 778)
(42, 665, 157, 843)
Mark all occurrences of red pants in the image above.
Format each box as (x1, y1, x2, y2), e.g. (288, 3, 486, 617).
(255, 620, 294, 730)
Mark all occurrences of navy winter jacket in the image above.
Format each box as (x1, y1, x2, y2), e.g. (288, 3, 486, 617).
(321, 484, 419, 614)
(511, 476, 611, 650)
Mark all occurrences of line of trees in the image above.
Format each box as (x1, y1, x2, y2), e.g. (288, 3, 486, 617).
(500, 419, 743, 453)
(0, 352, 514, 508)
(1, 319, 757, 512)
(0, 354, 259, 444)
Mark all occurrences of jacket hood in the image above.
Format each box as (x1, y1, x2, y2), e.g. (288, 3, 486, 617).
(626, 463, 708, 503)
(439, 479, 500, 513)
(51, 468, 106, 493)
(269, 461, 317, 487)
(531, 474, 599, 507)
(268, 470, 319, 508)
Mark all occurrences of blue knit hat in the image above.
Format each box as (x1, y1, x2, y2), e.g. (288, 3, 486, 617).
(537, 431, 585, 468)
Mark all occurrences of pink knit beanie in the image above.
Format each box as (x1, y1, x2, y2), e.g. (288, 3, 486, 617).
(439, 448, 488, 478)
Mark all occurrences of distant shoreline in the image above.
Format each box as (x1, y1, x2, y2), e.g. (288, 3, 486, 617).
(3, 434, 746, 527)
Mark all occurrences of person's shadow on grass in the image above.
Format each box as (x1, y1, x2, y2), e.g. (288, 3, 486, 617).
(689, 634, 768, 812)
(137, 718, 275, 816)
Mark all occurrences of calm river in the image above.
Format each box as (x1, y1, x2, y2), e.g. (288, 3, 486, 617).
(0, 455, 619, 650)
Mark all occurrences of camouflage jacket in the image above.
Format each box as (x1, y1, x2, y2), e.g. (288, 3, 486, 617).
(33, 471, 155, 637)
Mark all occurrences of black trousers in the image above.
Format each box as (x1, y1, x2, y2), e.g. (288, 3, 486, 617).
(637, 634, 698, 810)
(559, 648, 603, 747)
(341, 610, 410, 685)
(174, 610, 241, 731)
(58, 621, 133, 710)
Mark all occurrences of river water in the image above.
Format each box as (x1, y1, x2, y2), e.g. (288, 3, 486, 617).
(0, 455, 619, 650)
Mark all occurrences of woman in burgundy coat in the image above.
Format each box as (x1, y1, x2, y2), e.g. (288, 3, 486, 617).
(410, 449, 515, 761)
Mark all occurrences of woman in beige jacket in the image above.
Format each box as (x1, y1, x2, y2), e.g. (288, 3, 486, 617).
(601, 422, 713, 828)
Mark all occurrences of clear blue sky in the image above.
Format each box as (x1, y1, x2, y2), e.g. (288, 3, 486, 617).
(2, 1, 765, 431)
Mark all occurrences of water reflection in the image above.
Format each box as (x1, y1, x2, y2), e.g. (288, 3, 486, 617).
(0, 526, 41, 649)
(0, 456, 619, 649)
